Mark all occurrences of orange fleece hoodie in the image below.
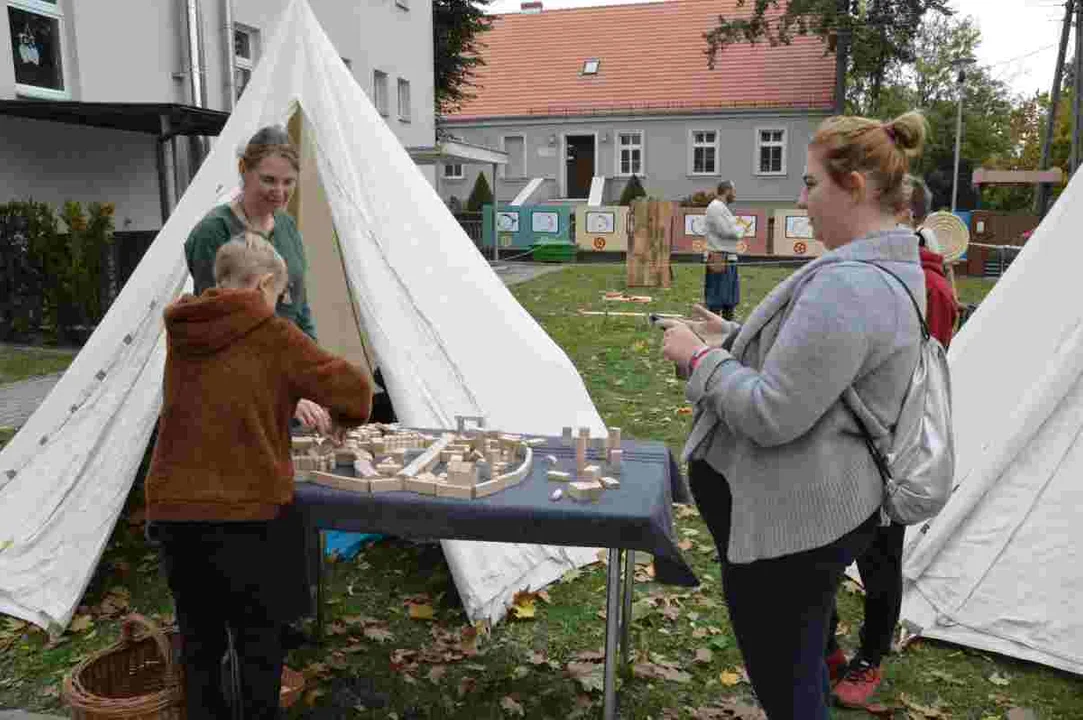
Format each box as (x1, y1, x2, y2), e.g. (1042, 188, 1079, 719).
(145, 288, 372, 522)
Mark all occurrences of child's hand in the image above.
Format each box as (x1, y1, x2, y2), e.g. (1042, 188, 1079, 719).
(295, 399, 332, 435)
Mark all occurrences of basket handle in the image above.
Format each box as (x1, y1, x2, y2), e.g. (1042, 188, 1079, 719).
(121, 613, 176, 679)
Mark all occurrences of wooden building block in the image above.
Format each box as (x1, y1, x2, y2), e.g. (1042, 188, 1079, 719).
(291, 436, 318, 452)
(376, 460, 404, 477)
(370, 476, 405, 493)
(498, 446, 532, 488)
(562, 426, 573, 445)
(447, 461, 478, 487)
(582, 464, 601, 482)
(335, 449, 358, 465)
(601, 476, 621, 490)
(353, 459, 381, 479)
(398, 434, 452, 478)
(473, 477, 504, 498)
(568, 480, 604, 503)
(436, 482, 474, 500)
(547, 470, 571, 482)
(310, 471, 370, 494)
(404, 475, 437, 495)
(576, 433, 588, 475)
(607, 427, 622, 451)
(608, 448, 623, 473)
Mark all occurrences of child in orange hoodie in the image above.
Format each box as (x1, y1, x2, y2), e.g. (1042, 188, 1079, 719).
(146, 235, 372, 719)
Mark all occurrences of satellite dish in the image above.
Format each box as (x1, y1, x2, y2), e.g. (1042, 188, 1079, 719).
(922, 211, 970, 263)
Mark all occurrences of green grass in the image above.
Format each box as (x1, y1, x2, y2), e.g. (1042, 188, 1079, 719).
(2, 265, 1078, 719)
(0, 348, 77, 386)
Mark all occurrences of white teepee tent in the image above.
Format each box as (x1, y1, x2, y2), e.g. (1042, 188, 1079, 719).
(898, 173, 1083, 675)
(0, 0, 605, 633)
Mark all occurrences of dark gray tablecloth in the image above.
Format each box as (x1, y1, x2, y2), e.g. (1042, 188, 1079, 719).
(294, 436, 698, 587)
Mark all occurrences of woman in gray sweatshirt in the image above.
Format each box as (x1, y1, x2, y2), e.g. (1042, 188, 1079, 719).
(662, 110, 928, 719)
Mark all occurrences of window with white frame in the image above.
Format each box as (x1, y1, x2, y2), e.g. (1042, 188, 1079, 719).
(756, 128, 787, 175)
(373, 70, 389, 115)
(233, 25, 259, 100)
(8, 0, 67, 98)
(444, 163, 464, 179)
(397, 78, 411, 122)
(690, 130, 718, 175)
(503, 135, 526, 178)
(617, 131, 644, 176)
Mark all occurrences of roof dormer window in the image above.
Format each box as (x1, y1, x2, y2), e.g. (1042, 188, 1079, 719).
(582, 59, 600, 75)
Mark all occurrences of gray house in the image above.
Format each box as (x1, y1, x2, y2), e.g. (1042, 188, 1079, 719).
(440, 0, 837, 212)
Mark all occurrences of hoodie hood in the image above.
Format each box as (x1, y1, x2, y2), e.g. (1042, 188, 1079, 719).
(164, 288, 274, 356)
(919, 246, 947, 278)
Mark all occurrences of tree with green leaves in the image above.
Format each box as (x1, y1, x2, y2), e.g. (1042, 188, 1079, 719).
(618, 175, 647, 206)
(704, 0, 949, 114)
(434, 0, 493, 115)
(466, 172, 494, 212)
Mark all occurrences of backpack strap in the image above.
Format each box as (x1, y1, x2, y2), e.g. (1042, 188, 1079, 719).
(847, 258, 931, 341)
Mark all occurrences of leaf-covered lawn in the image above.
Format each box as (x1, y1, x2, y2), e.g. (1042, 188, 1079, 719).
(2, 265, 1077, 719)
(0, 347, 77, 386)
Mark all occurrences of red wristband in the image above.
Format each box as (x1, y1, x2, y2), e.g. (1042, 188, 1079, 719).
(688, 346, 715, 372)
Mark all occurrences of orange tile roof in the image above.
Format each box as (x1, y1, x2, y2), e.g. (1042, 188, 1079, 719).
(446, 0, 837, 121)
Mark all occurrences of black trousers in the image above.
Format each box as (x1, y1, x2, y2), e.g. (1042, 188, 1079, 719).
(688, 459, 877, 719)
(827, 521, 906, 665)
(154, 519, 293, 720)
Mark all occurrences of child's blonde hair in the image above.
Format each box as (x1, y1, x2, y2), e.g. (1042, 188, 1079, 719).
(214, 232, 288, 291)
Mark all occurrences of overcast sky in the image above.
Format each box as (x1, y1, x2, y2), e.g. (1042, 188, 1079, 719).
(484, 0, 1068, 98)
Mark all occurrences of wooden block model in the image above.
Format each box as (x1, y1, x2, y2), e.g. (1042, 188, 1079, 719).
(376, 460, 404, 477)
(335, 449, 358, 466)
(562, 427, 573, 445)
(291, 436, 318, 452)
(497, 446, 532, 488)
(568, 480, 604, 503)
(369, 476, 405, 493)
(436, 482, 474, 500)
(475, 459, 492, 483)
(608, 448, 623, 473)
(370, 438, 386, 454)
(404, 474, 438, 495)
(398, 434, 453, 478)
(293, 456, 316, 472)
(353, 459, 382, 479)
(607, 427, 622, 452)
(447, 460, 477, 487)
(547, 470, 571, 482)
(310, 471, 370, 494)
(576, 432, 588, 475)
(601, 476, 621, 490)
(582, 464, 601, 483)
(592, 436, 606, 452)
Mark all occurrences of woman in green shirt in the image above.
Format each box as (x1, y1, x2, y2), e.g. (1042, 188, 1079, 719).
(184, 125, 329, 433)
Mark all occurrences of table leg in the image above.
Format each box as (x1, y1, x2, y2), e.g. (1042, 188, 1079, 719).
(603, 547, 622, 720)
(315, 529, 326, 642)
(620, 550, 635, 667)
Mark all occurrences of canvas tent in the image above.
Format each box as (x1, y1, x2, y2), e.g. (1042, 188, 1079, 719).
(0, 0, 607, 634)
(897, 171, 1083, 676)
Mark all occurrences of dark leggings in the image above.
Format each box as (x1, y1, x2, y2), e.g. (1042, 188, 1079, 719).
(688, 459, 877, 719)
(827, 521, 906, 665)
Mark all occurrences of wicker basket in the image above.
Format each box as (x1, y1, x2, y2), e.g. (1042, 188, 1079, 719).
(62, 614, 184, 720)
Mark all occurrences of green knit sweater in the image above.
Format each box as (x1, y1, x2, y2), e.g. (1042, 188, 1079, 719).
(184, 204, 317, 340)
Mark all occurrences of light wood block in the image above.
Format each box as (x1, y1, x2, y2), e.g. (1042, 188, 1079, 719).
(436, 482, 474, 499)
(404, 476, 437, 495)
(601, 476, 620, 490)
(497, 446, 532, 487)
(353, 459, 381, 479)
(398, 434, 453, 478)
(607, 427, 622, 451)
(335, 449, 358, 465)
(369, 476, 405, 493)
(562, 426, 573, 445)
(582, 464, 601, 482)
(568, 480, 604, 503)
(473, 477, 504, 497)
(310, 471, 370, 494)
(608, 448, 623, 473)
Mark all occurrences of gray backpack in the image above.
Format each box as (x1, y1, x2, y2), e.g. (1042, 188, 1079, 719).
(844, 261, 955, 526)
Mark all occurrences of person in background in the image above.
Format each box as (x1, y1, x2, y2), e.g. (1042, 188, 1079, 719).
(703, 180, 743, 320)
(828, 174, 955, 709)
(662, 110, 928, 719)
(147, 236, 372, 719)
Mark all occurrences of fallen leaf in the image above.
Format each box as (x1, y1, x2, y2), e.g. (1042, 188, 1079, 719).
(899, 693, 946, 718)
(536, 590, 551, 604)
(363, 625, 394, 643)
(500, 696, 525, 716)
(694, 648, 713, 665)
(834, 622, 850, 637)
(427, 665, 447, 683)
(510, 591, 536, 620)
(633, 661, 692, 684)
(1006, 709, 1039, 720)
(304, 688, 325, 706)
(865, 703, 901, 718)
(841, 578, 865, 595)
(662, 709, 681, 720)
(526, 650, 547, 665)
(677, 406, 694, 415)
(692, 627, 709, 639)
(720, 670, 742, 686)
(673, 504, 699, 520)
(408, 603, 435, 621)
(926, 669, 965, 686)
(678, 539, 694, 551)
(566, 661, 605, 693)
(988, 672, 1011, 687)
(457, 676, 477, 697)
(574, 649, 606, 662)
(690, 699, 767, 720)
(39, 684, 59, 698)
(69, 614, 94, 633)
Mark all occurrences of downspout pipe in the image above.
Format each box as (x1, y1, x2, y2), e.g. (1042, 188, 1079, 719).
(222, 0, 236, 109)
(184, 0, 205, 108)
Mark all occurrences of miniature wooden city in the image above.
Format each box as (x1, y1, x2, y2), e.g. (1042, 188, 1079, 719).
(291, 418, 624, 503)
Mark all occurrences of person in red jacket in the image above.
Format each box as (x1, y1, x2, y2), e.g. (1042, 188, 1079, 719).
(828, 175, 955, 708)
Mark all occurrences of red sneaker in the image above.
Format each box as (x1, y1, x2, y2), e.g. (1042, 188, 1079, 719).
(832, 658, 882, 708)
(824, 648, 848, 685)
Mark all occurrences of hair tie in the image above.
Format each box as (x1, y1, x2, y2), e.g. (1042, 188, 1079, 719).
(882, 124, 897, 144)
